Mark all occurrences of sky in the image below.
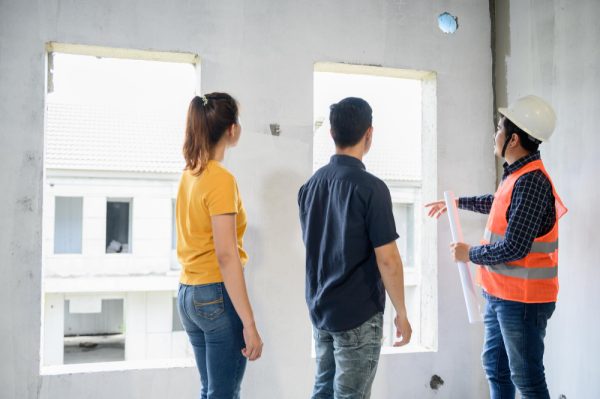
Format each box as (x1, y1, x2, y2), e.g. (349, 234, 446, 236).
(49, 53, 196, 124)
(313, 71, 422, 180)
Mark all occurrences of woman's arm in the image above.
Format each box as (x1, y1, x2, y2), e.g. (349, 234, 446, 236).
(212, 214, 263, 361)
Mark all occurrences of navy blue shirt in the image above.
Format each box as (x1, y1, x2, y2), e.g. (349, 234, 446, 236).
(298, 155, 399, 332)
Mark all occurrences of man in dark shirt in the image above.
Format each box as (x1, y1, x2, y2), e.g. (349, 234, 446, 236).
(426, 96, 566, 399)
(298, 97, 412, 399)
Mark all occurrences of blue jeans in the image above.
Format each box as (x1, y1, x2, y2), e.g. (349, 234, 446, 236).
(178, 283, 247, 399)
(481, 291, 556, 399)
(312, 312, 383, 399)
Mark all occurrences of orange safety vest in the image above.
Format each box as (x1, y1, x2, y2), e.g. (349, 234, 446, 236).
(476, 159, 567, 303)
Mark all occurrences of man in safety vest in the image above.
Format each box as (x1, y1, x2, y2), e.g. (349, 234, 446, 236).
(426, 95, 567, 399)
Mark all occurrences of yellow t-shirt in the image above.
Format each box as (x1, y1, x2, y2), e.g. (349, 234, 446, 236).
(176, 160, 248, 285)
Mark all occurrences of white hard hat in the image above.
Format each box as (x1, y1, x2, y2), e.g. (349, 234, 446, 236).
(498, 95, 556, 142)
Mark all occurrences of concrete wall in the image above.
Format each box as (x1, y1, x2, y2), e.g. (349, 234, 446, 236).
(494, 1, 600, 398)
(0, 1, 494, 398)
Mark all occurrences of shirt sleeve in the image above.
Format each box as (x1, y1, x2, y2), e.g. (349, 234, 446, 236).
(469, 172, 553, 265)
(205, 172, 239, 216)
(365, 181, 399, 248)
(458, 194, 494, 214)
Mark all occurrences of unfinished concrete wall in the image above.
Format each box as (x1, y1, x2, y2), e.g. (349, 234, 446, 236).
(494, 1, 600, 398)
(0, 0, 493, 397)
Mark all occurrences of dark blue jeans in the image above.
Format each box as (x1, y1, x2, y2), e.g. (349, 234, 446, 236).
(312, 312, 383, 399)
(178, 283, 247, 399)
(482, 291, 556, 399)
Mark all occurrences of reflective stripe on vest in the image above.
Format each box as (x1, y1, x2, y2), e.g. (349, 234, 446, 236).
(484, 228, 559, 253)
(482, 263, 558, 279)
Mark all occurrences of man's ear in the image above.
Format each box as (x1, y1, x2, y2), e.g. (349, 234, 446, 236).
(365, 126, 373, 142)
(363, 126, 373, 152)
(510, 132, 520, 148)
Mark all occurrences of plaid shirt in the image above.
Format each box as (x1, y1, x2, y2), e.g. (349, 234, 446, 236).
(458, 151, 556, 266)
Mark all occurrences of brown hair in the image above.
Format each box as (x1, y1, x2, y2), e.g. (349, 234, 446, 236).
(183, 92, 239, 175)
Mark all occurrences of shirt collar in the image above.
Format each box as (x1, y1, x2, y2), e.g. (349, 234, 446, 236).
(502, 151, 541, 179)
(330, 154, 366, 170)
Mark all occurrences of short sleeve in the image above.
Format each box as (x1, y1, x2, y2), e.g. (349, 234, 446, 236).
(206, 172, 239, 216)
(365, 181, 399, 248)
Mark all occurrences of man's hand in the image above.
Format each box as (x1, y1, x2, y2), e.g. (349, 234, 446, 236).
(242, 323, 263, 361)
(425, 199, 458, 219)
(393, 312, 412, 347)
(450, 242, 471, 263)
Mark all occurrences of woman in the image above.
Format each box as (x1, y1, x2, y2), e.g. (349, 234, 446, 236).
(176, 93, 263, 399)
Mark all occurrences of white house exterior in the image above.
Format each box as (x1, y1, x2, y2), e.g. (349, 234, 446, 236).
(42, 102, 193, 366)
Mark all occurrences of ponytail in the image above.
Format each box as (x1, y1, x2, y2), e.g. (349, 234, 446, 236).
(183, 93, 238, 175)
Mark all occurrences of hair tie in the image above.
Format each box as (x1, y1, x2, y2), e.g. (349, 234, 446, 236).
(200, 95, 208, 106)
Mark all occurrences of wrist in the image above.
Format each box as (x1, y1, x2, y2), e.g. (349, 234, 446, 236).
(467, 246, 475, 263)
(242, 319, 256, 329)
(395, 307, 407, 317)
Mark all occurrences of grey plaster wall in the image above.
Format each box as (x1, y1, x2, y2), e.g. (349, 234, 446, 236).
(494, 1, 600, 398)
(0, 1, 493, 397)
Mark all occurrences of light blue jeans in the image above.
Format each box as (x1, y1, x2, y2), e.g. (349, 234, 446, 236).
(312, 312, 383, 399)
(178, 283, 247, 399)
(482, 291, 556, 399)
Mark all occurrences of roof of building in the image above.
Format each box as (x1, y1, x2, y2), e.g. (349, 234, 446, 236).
(45, 102, 185, 174)
(45, 102, 422, 180)
(312, 123, 422, 181)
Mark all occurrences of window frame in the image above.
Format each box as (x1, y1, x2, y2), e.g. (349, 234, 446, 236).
(311, 62, 438, 354)
(105, 198, 134, 255)
(53, 196, 84, 255)
(41, 43, 200, 372)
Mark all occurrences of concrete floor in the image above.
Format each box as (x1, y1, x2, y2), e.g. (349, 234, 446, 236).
(63, 335, 125, 364)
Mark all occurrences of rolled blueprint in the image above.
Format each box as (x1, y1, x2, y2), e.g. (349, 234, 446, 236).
(444, 191, 482, 323)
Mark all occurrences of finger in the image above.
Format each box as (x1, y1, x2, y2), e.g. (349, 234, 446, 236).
(393, 334, 411, 347)
(394, 328, 412, 346)
(244, 347, 253, 359)
(434, 207, 447, 219)
(251, 344, 261, 361)
(245, 345, 257, 359)
(404, 331, 412, 344)
(426, 203, 440, 213)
